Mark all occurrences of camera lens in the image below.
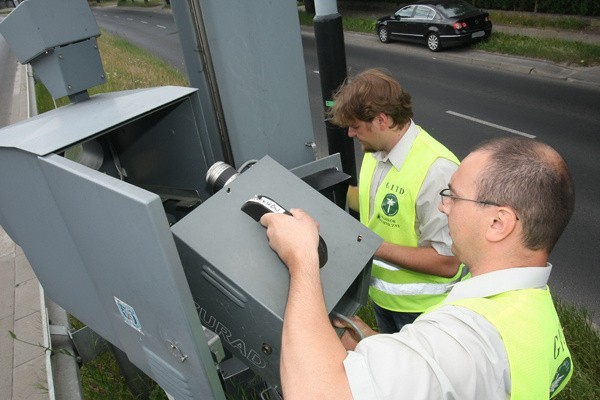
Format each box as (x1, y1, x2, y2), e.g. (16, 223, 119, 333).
(206, 161, 239, 193)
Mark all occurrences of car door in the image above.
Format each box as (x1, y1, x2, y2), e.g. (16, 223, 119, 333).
(408, 5, 437, 40)
(388, 5, 416, 40)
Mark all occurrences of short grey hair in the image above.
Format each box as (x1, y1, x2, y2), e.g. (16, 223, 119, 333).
(473, 137, 574, 253)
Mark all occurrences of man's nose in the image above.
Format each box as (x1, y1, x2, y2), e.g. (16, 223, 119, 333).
(438, 200, 447, 215)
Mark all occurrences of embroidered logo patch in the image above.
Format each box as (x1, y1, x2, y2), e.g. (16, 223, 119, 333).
(381, 193, 399, 216)
(550, 357, 571, 396)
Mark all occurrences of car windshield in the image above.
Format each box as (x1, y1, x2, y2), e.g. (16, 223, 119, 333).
(433, 0, 479, 18)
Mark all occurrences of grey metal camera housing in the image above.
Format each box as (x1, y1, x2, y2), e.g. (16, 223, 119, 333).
(0, 0, 105, 100)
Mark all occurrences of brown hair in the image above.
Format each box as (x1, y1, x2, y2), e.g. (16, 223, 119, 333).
(474, 137, 575, 253)
(328, 68, 413, 129)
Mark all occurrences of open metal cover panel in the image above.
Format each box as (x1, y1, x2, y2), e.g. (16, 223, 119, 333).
(0, 86, 226, 399)
(172, 156, 382, 390)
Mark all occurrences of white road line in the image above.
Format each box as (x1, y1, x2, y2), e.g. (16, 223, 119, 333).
(127, 18, 133, 21)
(156, 24, 167, 29)
(313, 70, 320, 74)
(446, 111, 536, 138)
(141, 20, 148, 24)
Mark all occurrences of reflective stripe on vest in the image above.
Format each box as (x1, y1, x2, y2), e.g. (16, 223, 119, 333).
(370, 260, 470, 296)
(449, 289, 573, 399)
(360, 127, 460, 312)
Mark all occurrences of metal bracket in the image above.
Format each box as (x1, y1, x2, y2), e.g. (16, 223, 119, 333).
(69, 325, 110, 364)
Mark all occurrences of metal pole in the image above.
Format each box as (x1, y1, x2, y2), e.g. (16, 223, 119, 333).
(313, 0, 357, 185)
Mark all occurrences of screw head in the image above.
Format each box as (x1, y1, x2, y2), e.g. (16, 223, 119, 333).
(262, 343, 272, 355)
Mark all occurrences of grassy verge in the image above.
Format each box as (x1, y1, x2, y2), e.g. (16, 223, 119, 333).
(298, 10, 600, 66)
(35, 24, 599, 400)
(87, 0, 168, 9)
(474, 32, 600, 66)
(37, 29, 187, 112)
(488, 11, 593, 31)
(116, 0, 164, 8)
(553, 301, 600, 399)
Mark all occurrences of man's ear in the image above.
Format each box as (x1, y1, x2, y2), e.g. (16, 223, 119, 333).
(375, 113, 388, 130)
(485, 208, 518, 243)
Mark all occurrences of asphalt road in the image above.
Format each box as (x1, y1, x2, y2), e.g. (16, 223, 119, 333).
(310, 34, 600, 324)
(5, 8, 599, 325)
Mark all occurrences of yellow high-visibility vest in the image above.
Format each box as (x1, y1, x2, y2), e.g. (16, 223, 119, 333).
(451, 288, 573, 399)
(360, 127, 463, 312)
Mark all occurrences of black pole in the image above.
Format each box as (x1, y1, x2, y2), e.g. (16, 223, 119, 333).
(313, 13, 357, 186)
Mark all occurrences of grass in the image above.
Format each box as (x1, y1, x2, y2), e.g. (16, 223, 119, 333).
(116, 0, 164, 8)
(488, 11, 592, 31)
(34, 13, 600, 400)
(553, 301, 600, 399)
(298, 10, 600, 66)
(78, 350, 167, 400)
(86, 0, 169, 9)
(37, 29, 188, 112)
(67, 320, 168, 399)
(474, 32, 600, 67)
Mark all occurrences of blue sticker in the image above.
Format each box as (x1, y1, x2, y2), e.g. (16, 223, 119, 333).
(114, 296, 143, 334)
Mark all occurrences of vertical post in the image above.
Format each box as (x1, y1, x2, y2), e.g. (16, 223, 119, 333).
(313, 0, 357, 185)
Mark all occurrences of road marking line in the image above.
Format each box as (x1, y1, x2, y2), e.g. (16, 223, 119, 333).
(446, 111, 536, 138)
(141, 20, 148, 24)
(313, 70, 320, 74)
(127, 18, 133, 21)
(156, 24, 167, 29)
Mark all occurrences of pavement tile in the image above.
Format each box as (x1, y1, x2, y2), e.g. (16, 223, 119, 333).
(13, 311, 45, 367)
(12, 355, 49, 400)
(0, 226, 15, 258)
(0, 254, 15, 320)
(14, 277, 41, 321)
(0, 316, 14, 399)
(15, 252, 35, 285)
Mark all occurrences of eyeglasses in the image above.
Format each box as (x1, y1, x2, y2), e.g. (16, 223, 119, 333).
(439, 188, 519, 220)
(439, 188, 500, 207)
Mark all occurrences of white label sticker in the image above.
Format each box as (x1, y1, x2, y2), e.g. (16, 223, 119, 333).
(115, 296, 144, 334)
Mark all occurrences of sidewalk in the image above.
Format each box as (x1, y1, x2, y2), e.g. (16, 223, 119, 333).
(0, 60, 51, 400)
(0, 227, 50, 400)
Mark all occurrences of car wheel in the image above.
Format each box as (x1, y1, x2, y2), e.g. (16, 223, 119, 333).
(427, 32, 441, 52)
(378, 26, 390, 43)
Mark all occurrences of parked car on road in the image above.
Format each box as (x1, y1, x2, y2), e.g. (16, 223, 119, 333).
(376, 0, 492, 51)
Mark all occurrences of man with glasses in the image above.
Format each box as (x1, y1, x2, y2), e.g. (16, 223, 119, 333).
(328, 68, 465, 332)
(261, 137, 574, 399)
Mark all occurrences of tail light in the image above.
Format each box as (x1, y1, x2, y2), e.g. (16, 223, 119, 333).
(453, 21, 468, 30)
